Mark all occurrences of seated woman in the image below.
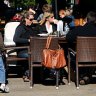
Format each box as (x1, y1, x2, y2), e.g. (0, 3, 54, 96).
(0, 54, 9, 93)
(39, 12, 57, 35)
(0, 33, 9, 93)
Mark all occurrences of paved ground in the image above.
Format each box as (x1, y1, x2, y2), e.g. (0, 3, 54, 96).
(0, 76, 96, 96)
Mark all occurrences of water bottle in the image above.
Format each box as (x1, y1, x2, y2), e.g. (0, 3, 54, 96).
(64, 23, 69, 35)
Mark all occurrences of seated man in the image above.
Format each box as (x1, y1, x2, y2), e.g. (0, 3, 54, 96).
(13, 11, 39, 81)
(66, 11, 96, 85)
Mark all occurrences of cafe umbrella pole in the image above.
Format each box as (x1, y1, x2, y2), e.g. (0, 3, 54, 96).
(54, 0, 58, 19)
(54, 0, 59, 36)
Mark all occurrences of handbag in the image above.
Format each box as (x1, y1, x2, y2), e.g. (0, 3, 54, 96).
(42, 37, 66, 69)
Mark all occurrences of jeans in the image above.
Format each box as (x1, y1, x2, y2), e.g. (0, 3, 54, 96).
(17, 50, 29, 75)
(0, 54, 5, 84)
(17, 50, 28, 58)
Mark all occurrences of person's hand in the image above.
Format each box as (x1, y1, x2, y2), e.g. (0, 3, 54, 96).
(29, 9, 36, 14)
(53, 19, 59, 24)
(32, 20, 39, 24)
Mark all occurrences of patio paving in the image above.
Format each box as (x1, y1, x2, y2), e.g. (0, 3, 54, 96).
(0, 76, 96, 96)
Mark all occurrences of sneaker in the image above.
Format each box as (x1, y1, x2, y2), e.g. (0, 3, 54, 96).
(59, 81, 65, 85)
(0, 85, 9, 93)
(83, 76, 90, 84)
(23, 76, 29, 82)
(79, 79, 85, 85)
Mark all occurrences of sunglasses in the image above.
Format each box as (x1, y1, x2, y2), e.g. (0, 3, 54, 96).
(27, 18, 34, 21)
(50, 16, 54, 18)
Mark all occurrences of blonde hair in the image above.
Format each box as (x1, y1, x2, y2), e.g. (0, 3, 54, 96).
(39, 12, 54, 25)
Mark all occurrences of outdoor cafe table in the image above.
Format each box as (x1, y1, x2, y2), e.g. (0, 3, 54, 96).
(34, 36, 67, 44)
(31, 36, 67, 49)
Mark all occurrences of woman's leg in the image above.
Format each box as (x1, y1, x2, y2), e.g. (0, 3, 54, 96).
(0, 55, 5, 84)
(0, 54, 9, 93)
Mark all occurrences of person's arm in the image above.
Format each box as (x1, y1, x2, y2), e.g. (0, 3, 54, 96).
(37, 13, 43, 21)
(66, 26, 81, 43)
(13, 25, 29, 44)
(39, 25, 47, 34)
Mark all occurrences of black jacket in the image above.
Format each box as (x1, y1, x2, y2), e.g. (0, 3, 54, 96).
(39, 24, 57, 34)
(66, 22, 96, 43)
(13, 23, 39, 46)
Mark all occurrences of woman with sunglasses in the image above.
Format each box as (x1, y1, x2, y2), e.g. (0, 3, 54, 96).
(39, 12, 57, 35)
(13, 11, 39, 81)
(39, 12, 65, 84)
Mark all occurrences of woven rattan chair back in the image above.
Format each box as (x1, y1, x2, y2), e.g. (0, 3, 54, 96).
(76, 37, 96, 63)
(29, 37, 59, 88)
(68, 36, 96, 89)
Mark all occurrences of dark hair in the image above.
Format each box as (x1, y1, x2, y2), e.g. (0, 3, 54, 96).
(27, 4, 35, 10)
(86, 11, 96, 22)
(42, 4, 52, 12)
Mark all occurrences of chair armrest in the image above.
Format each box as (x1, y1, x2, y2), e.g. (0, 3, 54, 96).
(68, 48, 76, 56)
(4, 46, 29, 50)
(4, 46, 29, 56)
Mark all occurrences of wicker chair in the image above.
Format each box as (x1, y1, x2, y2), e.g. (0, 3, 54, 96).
(3, 21, 30, 76)
(0, 31, 29, 78)
(68, 36, 96, 89)
(4, 46, 30, 76)
(29, 36, 60, 89)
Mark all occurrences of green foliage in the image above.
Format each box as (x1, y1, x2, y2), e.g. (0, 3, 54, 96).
(13, 0, 35, 7)
(46, 0, 52, 4)
(11, 0, 52, 8)
(21, 0, 35, 6)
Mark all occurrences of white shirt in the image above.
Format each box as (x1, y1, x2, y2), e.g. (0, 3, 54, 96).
(45, 23, 53, 34)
